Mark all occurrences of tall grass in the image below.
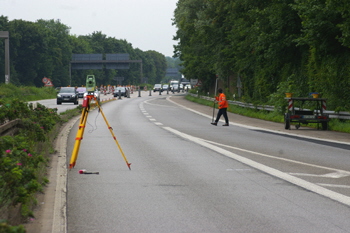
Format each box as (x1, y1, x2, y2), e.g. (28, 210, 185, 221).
(0, 83, 57, 102)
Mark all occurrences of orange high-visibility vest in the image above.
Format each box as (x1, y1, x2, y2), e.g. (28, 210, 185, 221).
(215, 93, 228, 109)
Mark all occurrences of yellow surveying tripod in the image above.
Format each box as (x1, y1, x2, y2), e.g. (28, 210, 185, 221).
(68, 75, 131, 170)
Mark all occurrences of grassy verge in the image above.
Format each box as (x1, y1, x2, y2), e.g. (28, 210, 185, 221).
(0, 83, 57, 102)
(0, 101, 62, 229)
(185, 95, 350, 134)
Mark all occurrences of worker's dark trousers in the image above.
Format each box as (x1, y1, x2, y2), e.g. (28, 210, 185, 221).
(215, 108, 229, 124)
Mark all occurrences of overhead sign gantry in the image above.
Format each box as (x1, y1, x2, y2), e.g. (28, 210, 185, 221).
(69, 53, 143, 85)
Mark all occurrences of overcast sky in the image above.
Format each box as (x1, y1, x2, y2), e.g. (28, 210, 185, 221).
(1, 0, 179, 57)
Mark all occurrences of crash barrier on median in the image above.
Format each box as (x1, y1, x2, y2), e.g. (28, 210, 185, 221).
(0, 119, 21, 137)
(189, 93, 350, 120)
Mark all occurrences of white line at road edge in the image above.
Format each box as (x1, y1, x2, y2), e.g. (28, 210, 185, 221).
(163, 126, 350, 207)
(202, 139, 350, 176)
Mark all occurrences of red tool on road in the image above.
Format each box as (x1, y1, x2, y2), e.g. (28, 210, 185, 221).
(79, 169, 99, 175)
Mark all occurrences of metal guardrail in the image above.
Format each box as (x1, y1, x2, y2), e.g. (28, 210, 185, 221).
(0, 119, 21, 136)
(190, 93, 350, 120)
(324, 110, 350, 120)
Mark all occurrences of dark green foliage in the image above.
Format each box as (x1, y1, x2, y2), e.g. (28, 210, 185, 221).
(0, 98, 62, 225)
(173, 0, 350, 111)
(0, 17, 167, 88)
(0, 219, 26, 233)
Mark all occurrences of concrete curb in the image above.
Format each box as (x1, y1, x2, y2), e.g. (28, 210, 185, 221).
(52, 115, 80, 233)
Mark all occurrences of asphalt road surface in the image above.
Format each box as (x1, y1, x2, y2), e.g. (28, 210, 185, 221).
(63, 92, 350, 233)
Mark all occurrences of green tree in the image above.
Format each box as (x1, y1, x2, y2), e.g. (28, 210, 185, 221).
(145, 50, 166, 83)
(8, 19, 47, 86)
(36, 19, 72, 87)
(292, 0, 350, 109)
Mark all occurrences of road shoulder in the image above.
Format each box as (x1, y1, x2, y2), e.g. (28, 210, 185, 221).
(169, 95, 350, 144)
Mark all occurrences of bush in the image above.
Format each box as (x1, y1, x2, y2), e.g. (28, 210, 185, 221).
(0, 219, 26, 233)
(0, 99, 62, 224)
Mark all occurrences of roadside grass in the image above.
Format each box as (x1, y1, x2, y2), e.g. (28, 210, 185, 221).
(0, 101, 62, 228)
(0, 83, 57, 102)
(185, 95, 350, 134)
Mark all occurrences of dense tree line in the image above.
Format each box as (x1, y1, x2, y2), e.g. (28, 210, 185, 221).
(0, 16, 167, 87)
(173, 0, 350, 111)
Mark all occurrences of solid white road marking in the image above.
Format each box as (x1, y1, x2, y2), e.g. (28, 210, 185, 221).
(317, 184, 350, 189)
(290, 171, 350, 178)
(203, 139, 350, 176)
(163, 126, 350, 207)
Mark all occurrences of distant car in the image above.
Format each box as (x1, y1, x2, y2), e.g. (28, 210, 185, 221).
(76, 87, 87, 98)
(162, 84, 169, 92)
(172, 84, 179, 92)
(114, 86, 127, 97)
(153, 84, 162, 92)
(57, 87, 78, 105)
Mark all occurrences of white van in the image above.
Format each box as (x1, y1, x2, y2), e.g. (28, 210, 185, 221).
(169, 80, 179, 91)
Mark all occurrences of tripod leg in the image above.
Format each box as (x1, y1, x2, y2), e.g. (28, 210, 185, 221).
(69, 102, 89, 169)
(96, 101, 131, 170)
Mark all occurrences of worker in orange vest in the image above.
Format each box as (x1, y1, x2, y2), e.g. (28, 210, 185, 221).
(211, 88, 229, 126)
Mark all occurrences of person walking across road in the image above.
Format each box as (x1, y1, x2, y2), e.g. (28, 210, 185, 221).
(211, 88, 229, 126)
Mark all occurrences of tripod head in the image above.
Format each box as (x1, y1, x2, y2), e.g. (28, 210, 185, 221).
(86, 75, 96, 94)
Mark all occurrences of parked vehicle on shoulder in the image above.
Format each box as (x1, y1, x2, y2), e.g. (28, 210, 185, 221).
(57, 87, 78, 105)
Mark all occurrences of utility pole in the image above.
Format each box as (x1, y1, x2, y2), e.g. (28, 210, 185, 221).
(0, 31, 10, 84)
